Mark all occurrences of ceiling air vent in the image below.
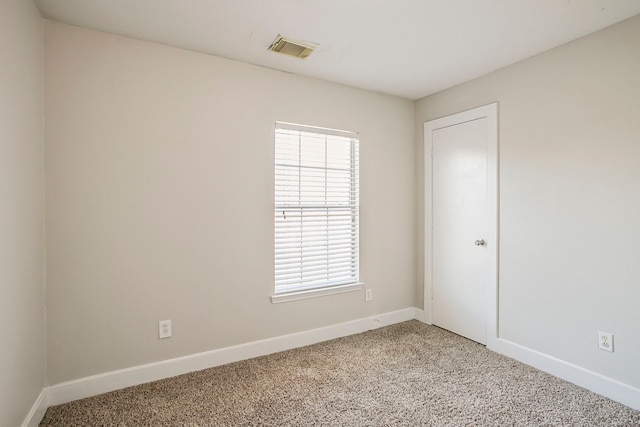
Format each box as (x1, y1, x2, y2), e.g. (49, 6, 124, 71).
(268, 34, 318, 59)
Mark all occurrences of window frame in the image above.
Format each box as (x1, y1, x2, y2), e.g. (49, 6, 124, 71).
(271, 122, 362, 303)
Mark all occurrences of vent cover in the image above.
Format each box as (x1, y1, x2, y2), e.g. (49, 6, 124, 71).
(268, 34, 318, 59)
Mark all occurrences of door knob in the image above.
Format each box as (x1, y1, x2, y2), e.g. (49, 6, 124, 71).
(474, 239, 486, 246)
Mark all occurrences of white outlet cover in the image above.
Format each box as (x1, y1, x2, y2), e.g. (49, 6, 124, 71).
(598, 331, 613, 352)
(365, 288, 373, 302)
(159, 319, 172, 339)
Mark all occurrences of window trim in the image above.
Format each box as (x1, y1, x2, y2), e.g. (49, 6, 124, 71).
(270, 282, 363, 304)
(273, 121, 360, 301)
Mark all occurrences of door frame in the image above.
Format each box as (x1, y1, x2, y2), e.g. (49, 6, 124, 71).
(424, 103, 499, 348)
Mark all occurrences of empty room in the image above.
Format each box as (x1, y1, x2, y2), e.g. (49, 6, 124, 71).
(2, 0, 639, 426)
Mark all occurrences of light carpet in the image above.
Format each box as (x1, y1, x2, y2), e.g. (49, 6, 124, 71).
(40, 321, 640, 426)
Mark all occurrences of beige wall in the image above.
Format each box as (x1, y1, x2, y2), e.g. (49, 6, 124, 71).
(33, 6, 640, 402)
(0, 0, 46, 425)
(416, 14, 640, 388)
(45, 21, 416, 384)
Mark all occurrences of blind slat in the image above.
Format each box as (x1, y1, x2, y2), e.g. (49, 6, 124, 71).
(275, 245, 356, 257)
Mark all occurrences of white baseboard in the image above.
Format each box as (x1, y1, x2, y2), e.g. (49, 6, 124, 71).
(489, 337, 640, 411)
(26, 306, 638, 426)
(21, 388, 48, 427)
(47, 307, 418, 406)
(413, 308, 429, 324)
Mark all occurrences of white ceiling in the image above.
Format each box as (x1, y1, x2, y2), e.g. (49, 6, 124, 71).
(34, 0, 640, 100)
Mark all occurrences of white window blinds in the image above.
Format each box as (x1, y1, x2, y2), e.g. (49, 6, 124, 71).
(274, 122, 360, 295)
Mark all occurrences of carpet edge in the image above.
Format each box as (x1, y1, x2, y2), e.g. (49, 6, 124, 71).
(45, 307, 420, 407)
(491, 337, 640, 411)
(41, 306, 640, 418)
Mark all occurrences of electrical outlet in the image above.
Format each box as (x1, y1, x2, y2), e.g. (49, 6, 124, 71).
(365, 288, 373, 302)
(598, 331, 613, 352)
(159, 319, 172, 339)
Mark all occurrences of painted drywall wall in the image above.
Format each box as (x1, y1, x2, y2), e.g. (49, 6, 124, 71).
(0, 1, 46, 425)
(45, 21, 415, 384)
(416, 14, 640, 388)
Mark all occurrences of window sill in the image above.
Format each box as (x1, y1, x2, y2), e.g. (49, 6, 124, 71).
(271, 282, 363, 304)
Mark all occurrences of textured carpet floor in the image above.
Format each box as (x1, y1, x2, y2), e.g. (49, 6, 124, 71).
(41, 321, 639, 426)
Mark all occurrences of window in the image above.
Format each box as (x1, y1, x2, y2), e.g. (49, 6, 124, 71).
(273, 122, 360, 299)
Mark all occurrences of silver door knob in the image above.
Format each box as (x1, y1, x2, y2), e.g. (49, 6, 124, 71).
(474, 239, 486, 246)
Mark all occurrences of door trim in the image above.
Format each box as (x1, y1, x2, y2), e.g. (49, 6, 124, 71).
(424, 103, 499, 348)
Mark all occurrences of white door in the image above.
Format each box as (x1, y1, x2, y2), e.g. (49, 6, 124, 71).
(425, 104, 498, 346)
